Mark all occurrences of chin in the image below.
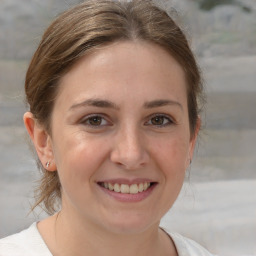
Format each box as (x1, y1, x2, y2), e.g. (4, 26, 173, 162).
(100, 212, 159, 235)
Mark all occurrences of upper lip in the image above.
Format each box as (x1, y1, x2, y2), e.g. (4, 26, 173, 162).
(97, 178, 156, 185)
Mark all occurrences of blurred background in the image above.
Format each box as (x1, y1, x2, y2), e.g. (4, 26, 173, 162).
(0, 0, 255, 255)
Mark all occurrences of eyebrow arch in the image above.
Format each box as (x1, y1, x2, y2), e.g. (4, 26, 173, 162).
(69, 98, 120, 111)
(143, 99, 183, 110)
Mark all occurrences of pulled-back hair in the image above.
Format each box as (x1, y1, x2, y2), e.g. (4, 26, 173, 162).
(25, 0, 204, 214)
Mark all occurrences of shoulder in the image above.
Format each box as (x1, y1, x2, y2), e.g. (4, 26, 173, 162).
(166, 231, 217, 256)
(0, 223, 52, 256)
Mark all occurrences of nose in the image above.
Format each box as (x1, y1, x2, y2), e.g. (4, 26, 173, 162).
(110, 126, 150, 170)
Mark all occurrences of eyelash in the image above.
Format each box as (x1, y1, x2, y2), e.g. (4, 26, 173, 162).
(80, 113, 175, 128)
(145, 114, 175, 127)
(80, 114, 111, 128)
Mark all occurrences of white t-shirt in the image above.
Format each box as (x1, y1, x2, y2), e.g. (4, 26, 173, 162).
(0, 223, 216, 256)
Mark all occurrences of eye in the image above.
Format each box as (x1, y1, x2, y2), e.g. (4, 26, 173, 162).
(145, 114, 174, 127)
(81, 115, 109, 127)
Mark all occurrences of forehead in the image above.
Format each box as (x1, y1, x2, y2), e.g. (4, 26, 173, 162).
(56, 41, 187, 107)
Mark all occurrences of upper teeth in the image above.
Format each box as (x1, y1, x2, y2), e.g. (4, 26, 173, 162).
(102, 182, 151, 194)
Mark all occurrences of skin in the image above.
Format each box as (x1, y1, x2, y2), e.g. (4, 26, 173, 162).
(24, 41, 200, 256)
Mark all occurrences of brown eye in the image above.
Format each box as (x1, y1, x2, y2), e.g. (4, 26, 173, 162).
(88, 116, 103, 126)
(151, 116, 165, 125)
(81, 114, 110, 129)
(146, 115, 173, 127)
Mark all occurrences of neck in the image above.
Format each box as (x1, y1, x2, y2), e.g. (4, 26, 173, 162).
(38, 209, 176, 256)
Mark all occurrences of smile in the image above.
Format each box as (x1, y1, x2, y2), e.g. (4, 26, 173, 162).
(98, 182, 152, 194)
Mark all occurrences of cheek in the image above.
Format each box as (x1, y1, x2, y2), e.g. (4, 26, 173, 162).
(148, 137, 190, 215)
(53, 132, 109, 186)
(152, 135, 190, 171)
(151, 135, 190, 192)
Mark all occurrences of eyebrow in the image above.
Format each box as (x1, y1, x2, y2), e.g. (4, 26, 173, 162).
(69, 98, 183, 111)
(143, 99, 183, 110)
(69, 98, 119, 111)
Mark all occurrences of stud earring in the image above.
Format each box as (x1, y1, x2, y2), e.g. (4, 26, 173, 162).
(46, 161, 50, 168)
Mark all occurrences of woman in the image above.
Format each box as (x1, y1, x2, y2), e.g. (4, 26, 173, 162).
(0, 0, 214, 255)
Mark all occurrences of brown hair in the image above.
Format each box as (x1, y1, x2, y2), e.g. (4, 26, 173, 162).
(25, 0, 204, 214)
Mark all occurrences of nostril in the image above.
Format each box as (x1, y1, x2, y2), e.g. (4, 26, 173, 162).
(110, 148, 149, 170)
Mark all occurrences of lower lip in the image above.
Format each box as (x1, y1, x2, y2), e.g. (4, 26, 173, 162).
(98, 183, 157, 203)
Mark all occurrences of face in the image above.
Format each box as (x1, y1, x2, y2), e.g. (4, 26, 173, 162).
(47, 41, 198, 234)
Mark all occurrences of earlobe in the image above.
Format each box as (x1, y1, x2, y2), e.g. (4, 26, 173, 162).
(23, 112, 56, 171)
(188, 116, 201, 166)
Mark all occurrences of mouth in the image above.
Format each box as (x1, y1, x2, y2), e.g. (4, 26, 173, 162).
(97, 181, 156, 194)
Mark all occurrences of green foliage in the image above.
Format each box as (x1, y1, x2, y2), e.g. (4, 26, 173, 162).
(198, 0, 252, 12)
(199, 0, 235, 11)
(242, 6, 252, 13)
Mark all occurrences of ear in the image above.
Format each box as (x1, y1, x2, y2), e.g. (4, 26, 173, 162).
(187, 116, 201, 167)
(23, 112, 56, 171)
